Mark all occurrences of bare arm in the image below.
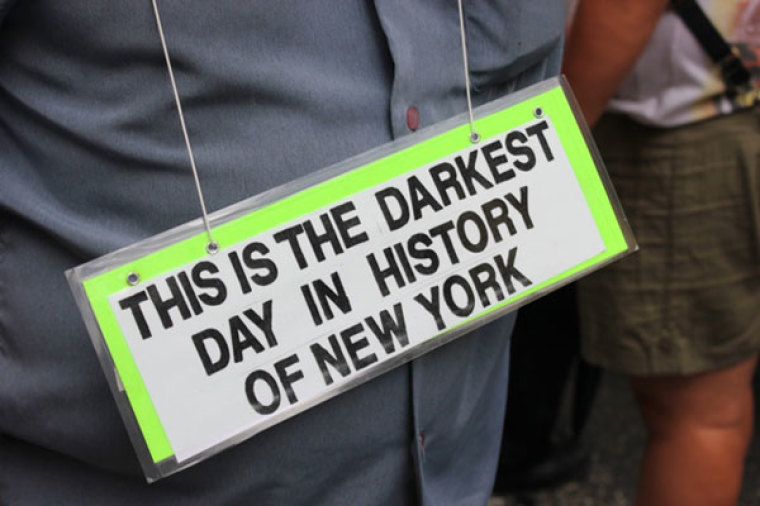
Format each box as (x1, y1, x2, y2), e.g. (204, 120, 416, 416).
(562, 0, 671, 127)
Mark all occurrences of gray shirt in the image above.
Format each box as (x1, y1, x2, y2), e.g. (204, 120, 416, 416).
(0, 2, 563, 504)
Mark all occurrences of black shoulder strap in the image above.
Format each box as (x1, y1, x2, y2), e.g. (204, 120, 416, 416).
(671, 0, 752, 93)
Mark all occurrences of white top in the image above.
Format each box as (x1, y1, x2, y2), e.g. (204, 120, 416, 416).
(608, 0, 760, 127)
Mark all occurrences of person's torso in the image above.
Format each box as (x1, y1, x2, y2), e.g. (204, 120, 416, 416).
(0, 2, 563, 504)
(608, 0, 760, 126)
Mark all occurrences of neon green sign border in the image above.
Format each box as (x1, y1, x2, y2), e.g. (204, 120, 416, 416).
(82, 84, 629, 465)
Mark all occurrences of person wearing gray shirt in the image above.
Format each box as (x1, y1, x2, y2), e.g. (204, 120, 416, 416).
(0, 2, 564, 504)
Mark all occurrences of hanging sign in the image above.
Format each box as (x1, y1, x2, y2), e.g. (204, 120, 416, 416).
(66, 77, 635, 481)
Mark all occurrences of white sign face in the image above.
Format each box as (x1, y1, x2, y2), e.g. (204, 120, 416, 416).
(67, 79, 635, 481)
(109, 116, 600, 462)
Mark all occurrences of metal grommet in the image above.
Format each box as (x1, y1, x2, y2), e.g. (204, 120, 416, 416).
(469, 131, 481, 143)
(534, 107, 544, 118)
(206, 241, 220, 255)
(127, 272, 140, 286)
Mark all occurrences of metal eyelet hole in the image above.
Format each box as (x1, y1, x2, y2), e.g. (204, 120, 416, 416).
(127, 272, 140, 286)
(534, 107, 544, 118)
(206, 241, 220, 255)
(469, 132, 481, 143)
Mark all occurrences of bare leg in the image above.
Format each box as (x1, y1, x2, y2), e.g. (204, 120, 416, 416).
(632, 355, 758, 506)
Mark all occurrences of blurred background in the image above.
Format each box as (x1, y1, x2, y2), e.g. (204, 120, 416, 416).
(491, 370, 760, 506)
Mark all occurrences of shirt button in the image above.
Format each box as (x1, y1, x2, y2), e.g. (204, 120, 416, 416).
(406, 106, 420, 131)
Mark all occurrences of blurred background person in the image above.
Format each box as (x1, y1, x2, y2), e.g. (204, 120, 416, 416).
(564, 1, 760, 505)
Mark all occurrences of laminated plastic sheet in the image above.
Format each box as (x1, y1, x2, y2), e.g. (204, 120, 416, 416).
(66, 77, 636, 481)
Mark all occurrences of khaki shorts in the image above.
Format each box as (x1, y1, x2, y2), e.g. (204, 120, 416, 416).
(579, 109, 760, 376)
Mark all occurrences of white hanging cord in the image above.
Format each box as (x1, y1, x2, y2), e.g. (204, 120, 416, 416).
(456, 0, 480, 143)
(151, 0, 218, 254)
